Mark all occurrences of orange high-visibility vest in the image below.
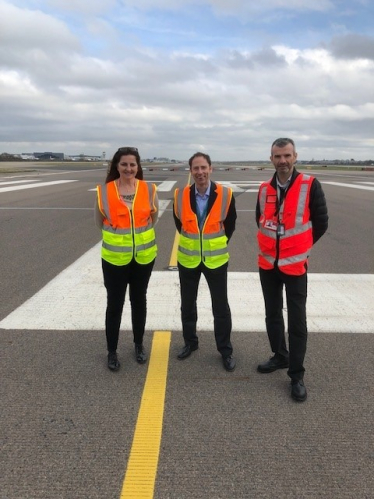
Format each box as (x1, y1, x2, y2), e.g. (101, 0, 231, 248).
(257, 174, 313, 275)
(174, 183, 231, 269)
(97, 180, 157, 266)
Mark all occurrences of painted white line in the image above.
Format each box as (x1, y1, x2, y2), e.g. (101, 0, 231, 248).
(157, 181, 177, 192)
(2, 168, 105, 180)
(221, 181, 263, 184)
(220, 181, 262, 192)
(322, 181, 374, 191)
(0, 180, 78, 193)
(157, 200, 170, 218)
(313, 171, 374, 179)
(0, 180, 41, 186)
(356, 181, 374, 185)
(0, 207, 92, 211)
(87, 181, 257, 194)
(0, 242, 372, 333)
(88, 180, 170, 192)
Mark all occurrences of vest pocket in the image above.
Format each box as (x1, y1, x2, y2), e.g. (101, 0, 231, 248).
(181, 236, 197, 251)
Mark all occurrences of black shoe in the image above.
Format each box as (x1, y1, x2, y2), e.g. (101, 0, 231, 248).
(257, 355, 289, 373)
(177, 344, 198, 360)
(107, 352, 120, 371)
(291, 380, 307, 402)
(223, 355, 236, 372)
(135, 344, 147, 364)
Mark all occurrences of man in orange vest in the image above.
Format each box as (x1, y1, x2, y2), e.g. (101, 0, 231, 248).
(256, 138, 328, 401)
(173, 152, 237, 371)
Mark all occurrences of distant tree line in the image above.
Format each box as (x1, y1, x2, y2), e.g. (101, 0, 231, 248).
(0, 151, 373, 165)
(0, 153, 21, 161)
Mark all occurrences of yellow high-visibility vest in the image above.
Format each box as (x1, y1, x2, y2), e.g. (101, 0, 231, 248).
(97, 180, 157, 266)
(174, 183, 231, 269)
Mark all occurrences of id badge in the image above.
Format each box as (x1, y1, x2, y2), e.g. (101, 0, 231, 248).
(264, 220, 277, 231)
(277, 224, 285, 236)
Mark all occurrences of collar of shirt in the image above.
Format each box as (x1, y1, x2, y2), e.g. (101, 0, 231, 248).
(276, 177, 291, 190)
(194, 181, 211, 200)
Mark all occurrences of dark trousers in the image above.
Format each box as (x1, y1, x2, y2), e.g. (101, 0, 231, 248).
(259, 267, 308, 381)
(178, 262, 233, 358)
(102, 258, 155, 352)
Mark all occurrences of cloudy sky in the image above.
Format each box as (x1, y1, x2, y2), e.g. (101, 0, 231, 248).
(0, 0, 373, 161)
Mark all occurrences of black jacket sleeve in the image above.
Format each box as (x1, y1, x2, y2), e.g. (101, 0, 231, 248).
(224, 194, 237, 241)
(309, 178, 328, 244)
(255, 196, 261, 228)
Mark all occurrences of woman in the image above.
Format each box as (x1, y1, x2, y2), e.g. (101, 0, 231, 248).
(95, 147, 158, 371)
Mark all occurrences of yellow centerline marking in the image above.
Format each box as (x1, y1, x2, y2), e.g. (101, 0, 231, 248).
(120, 331, 171, 499)
(168, 172, 191, 269)
(168, 232, 180, 269)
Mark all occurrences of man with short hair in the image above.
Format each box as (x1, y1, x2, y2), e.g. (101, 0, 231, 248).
(256, 138, 328, 401)
(173, 152, 237, 371)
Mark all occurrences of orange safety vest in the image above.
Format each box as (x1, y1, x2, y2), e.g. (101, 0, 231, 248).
(257, 174, 313, 275)
(174, 183, 231, 269)
(97, 180, 157, 266)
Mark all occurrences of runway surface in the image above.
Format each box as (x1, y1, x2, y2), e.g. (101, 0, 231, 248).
(1, 164, 373, 499)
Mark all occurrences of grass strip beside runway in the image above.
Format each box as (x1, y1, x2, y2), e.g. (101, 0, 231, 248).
(120, 331, 171, 498)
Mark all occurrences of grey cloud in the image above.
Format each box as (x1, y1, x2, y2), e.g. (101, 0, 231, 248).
(329, 34, 374, 60)
(0, 2, 79, 52)
(225, 51, 255, 69)
(252, 47, 287, 66)
(0, 2, 80, 90)
(225, 48, 286, 69)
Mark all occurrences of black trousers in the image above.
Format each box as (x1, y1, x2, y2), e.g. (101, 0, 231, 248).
(178, 262, 233, 358)
(259, 267, 308, 381)
(102, 258, 155, 352)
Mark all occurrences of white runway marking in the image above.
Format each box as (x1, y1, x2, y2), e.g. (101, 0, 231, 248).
(0, 242, 372, 333)
(156, 181, 177, 191)
(220, 181, 262, 192)
(87, 179, 374, 193)
(156, 200, 170, 218)
(88, 180, 177, 192)
(0, 180, 78, 193)
(322, 181, 374, 191)
(0, 180, 41, 186)
(3, 168, 105, 180)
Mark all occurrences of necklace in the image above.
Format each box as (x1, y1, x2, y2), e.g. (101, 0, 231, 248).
(121, 193, 135, 201)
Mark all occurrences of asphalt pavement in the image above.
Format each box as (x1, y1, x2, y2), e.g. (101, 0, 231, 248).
(1, 164, 373, 499)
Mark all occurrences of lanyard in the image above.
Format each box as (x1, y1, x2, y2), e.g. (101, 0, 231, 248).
(275, 186, 287, 218)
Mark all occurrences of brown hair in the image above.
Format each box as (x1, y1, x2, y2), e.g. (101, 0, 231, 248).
(105, 147, 143, 183)
(188, 151, 212, 168)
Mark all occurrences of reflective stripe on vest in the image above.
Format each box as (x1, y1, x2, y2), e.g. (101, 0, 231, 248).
(175, 183, 231, 269)
(97, 180, 157, 266)
(257, 174, 313, 275)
